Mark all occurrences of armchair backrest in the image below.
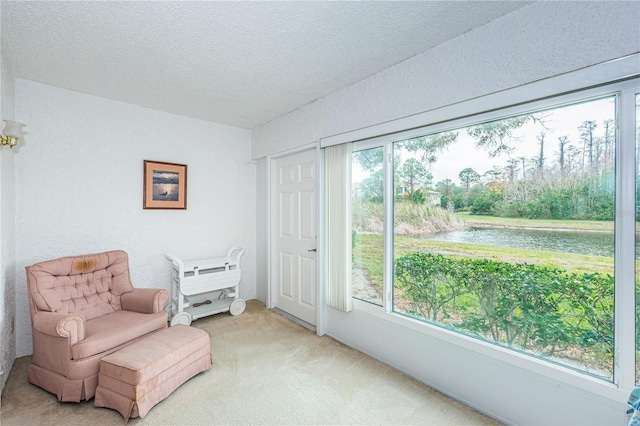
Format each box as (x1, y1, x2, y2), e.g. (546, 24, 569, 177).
(26, 250, 135, 321)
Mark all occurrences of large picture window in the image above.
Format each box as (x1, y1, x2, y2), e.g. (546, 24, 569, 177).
(393, 97, 616, 380)
(350, 80, 638, 386)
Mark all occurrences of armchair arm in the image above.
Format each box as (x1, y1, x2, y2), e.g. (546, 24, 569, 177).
(121, 288, 168, 314)
(32, 312, 85, 345)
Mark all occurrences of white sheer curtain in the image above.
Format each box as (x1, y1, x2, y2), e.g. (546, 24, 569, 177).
(324, 143, 353, 312)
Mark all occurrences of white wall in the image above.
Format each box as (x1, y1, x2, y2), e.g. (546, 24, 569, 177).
(0, 50, 17, 393)
(252, 2, 640, 425)
(252, 2, 639, 158)
(14, 79, 256, 357)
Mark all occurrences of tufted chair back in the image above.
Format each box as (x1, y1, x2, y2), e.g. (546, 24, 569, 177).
(26, 250, 135, 321)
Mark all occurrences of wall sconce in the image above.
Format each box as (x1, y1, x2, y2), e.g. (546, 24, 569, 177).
(0, 120, 27, 149)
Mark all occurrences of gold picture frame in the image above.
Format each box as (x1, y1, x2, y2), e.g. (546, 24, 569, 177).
(143, 160, 187, 209)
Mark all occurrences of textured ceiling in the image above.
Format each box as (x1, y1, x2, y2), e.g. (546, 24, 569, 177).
(1, 1, 530, 129)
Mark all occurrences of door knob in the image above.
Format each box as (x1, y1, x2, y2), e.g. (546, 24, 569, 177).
(308, 248, 317, 252)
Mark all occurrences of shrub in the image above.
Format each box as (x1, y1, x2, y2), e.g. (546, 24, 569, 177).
(470, 190, 502, 215)
(394, 252, 613, 370)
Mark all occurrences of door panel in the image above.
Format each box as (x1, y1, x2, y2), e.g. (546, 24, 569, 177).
(280, 252, 294, 299)
(299, 255, 315, 307)
(299, 190, 315, 240)
(280, 191, 294, 238)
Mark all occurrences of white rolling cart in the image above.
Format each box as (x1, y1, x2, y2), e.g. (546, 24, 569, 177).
(165, 247, 245, 326)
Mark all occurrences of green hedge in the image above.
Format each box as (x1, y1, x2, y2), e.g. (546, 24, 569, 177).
(394, 252, 613, 372)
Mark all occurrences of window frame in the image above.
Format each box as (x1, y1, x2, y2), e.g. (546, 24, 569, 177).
(350, 75, 639, 402)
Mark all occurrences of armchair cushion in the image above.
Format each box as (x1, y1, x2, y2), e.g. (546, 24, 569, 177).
(72, 310, 167, 360)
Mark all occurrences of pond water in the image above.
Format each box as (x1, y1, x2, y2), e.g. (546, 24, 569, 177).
(422, 226, 640, 259)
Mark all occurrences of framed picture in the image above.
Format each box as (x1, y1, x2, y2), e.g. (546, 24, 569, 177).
(143, 160, 187, 209)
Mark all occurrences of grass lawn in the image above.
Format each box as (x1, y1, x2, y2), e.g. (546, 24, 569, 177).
(394, 236, 614, 274)
(353, 213, 638, 296)
(353, 232, 615, 291)
(454, 212, 615, 232)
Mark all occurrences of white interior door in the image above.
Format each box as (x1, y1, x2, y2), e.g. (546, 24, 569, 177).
(272, 149, 317, 325)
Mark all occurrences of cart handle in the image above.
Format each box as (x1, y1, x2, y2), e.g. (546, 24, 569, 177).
(226, 246, 245, 265)
(165, 253, 185, 276)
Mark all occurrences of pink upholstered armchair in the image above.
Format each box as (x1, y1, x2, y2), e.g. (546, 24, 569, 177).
(25, 250, 168, 402)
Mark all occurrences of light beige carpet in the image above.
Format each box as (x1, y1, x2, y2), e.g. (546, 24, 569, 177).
(1, 300, 500, 425)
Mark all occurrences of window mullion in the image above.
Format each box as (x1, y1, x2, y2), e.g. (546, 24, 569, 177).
(383, 142, 394, 313)
(616, 87, 638, 390)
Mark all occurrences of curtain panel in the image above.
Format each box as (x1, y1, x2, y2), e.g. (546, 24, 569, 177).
(324, 143, 353, 312)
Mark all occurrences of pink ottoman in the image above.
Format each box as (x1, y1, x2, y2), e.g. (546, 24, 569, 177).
(94, 325, 211, 423)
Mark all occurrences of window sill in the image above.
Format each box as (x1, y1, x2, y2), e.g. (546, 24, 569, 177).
(352, 297, 626, 407)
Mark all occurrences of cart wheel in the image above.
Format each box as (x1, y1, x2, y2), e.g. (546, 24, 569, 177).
(229, 299, 246, 316)
(170, 312, 192, 326)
